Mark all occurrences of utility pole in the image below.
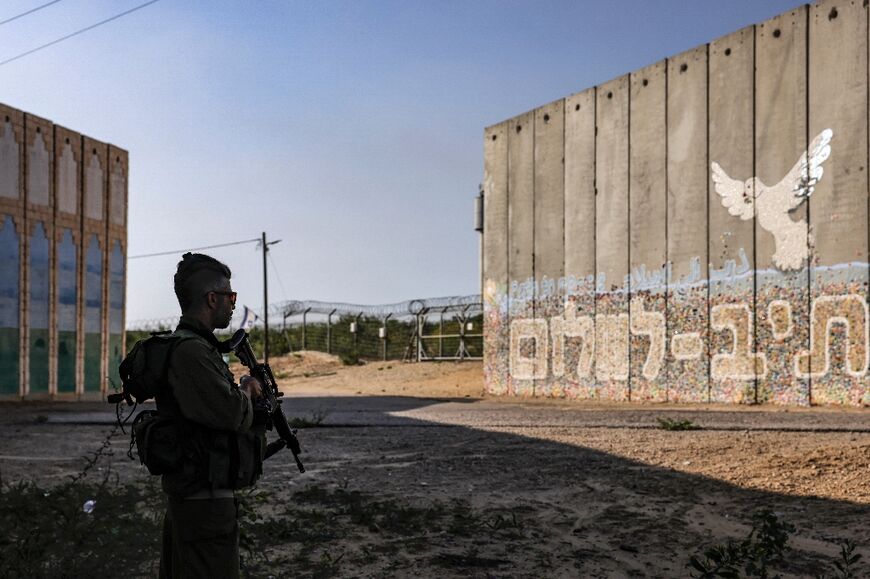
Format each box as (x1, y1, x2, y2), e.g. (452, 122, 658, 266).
(260, 231, 281, 364)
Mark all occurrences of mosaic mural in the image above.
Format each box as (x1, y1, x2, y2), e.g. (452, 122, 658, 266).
(484, 120, 869, 406)
(487, 260, 869, 406)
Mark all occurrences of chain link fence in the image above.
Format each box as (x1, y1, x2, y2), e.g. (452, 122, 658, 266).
(127, 295, 483, 364)
(277, 296, 483, 363)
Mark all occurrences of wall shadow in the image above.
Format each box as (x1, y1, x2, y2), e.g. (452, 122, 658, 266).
(269, 394, 870, 576)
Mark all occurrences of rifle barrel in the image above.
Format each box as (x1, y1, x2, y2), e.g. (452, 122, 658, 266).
(228, 329, 305, 472)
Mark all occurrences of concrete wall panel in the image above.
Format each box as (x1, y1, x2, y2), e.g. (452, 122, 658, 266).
(25, 116, 52, 210)
(484, 1, 869, 407)
(0, 104, 24, 210)
(507, 111, 535, 395)
(483, 121, 509, 395)
(667, 46, 709, 402)
(0, 105, 25, 397)
(108, 146, 128, 231)
(629, 61, 667, 401)
(595, 76, 629, 400)
(807, 0, 869, 405)
(53, 126, 82, 398)
(563, 88, 596, 398)
(0, 104, 123, 402)
(54, 126, 81, 219)
(755, 7, 810, 405)
(23, 114, 54, 398)
(709, 26, 759, 403)
(533, 100, 565, 396)
(80, 137, 108, 397)
(107, 146, 128, 391)
(82, 137, 107, 228)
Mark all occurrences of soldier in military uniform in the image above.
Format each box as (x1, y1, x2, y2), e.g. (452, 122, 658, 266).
(158, 253, 266, 579)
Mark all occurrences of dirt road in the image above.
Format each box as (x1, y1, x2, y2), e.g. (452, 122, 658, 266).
(1, 355, 868, 577)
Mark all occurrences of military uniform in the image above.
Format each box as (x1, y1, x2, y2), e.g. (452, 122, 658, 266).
(158, 315, 266, 579)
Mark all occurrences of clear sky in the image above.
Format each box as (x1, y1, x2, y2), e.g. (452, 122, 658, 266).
(0, 0, 804, 325)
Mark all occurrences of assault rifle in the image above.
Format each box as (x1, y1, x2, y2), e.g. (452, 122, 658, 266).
(228, 329, 305, 473)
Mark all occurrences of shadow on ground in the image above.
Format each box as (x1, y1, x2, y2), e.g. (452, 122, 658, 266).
(1, 397, 868, 577)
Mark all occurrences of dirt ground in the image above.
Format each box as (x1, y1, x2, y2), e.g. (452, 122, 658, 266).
(231, 350, 486, 399)
(2, 353, 869, 577)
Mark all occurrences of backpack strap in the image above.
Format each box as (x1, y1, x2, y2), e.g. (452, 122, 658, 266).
(159, 334, 194, 395)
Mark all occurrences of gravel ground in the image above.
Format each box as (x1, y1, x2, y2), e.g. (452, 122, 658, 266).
(1, 358, 868, 577)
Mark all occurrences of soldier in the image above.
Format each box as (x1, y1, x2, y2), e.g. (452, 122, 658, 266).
(158, 252, 266, 579)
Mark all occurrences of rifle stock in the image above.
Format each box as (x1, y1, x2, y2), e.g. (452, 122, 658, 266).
(228, 329, 305, 473)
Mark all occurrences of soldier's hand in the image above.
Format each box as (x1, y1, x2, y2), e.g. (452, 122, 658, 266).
(240, 375, 263, 399)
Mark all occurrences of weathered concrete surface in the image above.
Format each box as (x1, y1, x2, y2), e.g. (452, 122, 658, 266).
(1, 104, 125, 402)
(533, 100, 565, 397)
(563, 88, 596, 399)
(808, 0, 869, 406)
(667, 46, 709, 402)
(483, 122, 509, 396)
(507, 111, 534, 396)
(709, 26, 758, 404)
(594, 76, 629, 401)
(629, 61, 667, 402)
(482, 1, 870, 408)
(755, 7, 810, 406)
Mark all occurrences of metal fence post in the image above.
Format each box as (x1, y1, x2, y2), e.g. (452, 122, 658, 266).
(327, 309, 336, 354)
(302, 307, 311, 350)
(353, 312, 362, 350)
(381, 313, 392, 361)
(416, 312, 422, 362)
(459, 304, 471, 361)
(439, 308, 445, 358)
(282, 311, 290, 352)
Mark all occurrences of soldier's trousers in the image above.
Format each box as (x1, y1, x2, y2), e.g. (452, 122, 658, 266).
(159, 497, 239, 579)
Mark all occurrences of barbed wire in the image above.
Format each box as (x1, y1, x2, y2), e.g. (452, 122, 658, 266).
(278, 294, 482, 318)
(126, 294, 482, 331)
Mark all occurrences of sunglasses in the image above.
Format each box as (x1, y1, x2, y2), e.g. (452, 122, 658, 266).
(207, 290, 237, 306)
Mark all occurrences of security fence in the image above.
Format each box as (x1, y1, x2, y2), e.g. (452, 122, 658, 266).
(127, 295, 483, 364)
(277, 296, 483, 363)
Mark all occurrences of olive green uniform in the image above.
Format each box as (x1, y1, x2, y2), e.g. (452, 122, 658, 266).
(158, 316, 264, 579)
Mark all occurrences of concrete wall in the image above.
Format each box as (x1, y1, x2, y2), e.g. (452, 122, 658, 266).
(0, 103, 127, 400)
(482, 0, 869, 406)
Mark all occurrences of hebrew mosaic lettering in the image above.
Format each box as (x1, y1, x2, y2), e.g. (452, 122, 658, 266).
(796, 295, 868, 379)
(509, 318, 548, 380)
(550, 301, 594, 380)
(629, 297, 665, 380)
(595, 314, 629, 381)
(711, 303, 766, 381)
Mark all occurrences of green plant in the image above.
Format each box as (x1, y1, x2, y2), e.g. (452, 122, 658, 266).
(0, 476, 165, 578)
(657, 417, 702, 431)
(338, 346, 362, 365)
(817, 539, 863, 579)
(287, 408, 329, 428)
(688, 509, 795, 578)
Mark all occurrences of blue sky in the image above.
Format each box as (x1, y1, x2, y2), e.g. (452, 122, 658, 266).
(0, 0, 803, 324)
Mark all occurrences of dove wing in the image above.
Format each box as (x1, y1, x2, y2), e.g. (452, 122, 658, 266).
(779, 128, 832, 209)
(711, 161, 754, 221)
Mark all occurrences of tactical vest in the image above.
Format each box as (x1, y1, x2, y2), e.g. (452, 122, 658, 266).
(132, 329, 266, 498)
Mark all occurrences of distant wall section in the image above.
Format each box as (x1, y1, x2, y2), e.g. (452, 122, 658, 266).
(0, 103, 127, 400)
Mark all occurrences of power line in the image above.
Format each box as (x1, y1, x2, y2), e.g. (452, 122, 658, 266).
(0, 0, 161, 67)
(268, 250, 289, 302)
(0, 0, 64, 27)
(129, 238, 260, 260)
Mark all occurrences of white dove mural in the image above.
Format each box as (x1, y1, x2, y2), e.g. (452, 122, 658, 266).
(711, 129, 833, 271)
